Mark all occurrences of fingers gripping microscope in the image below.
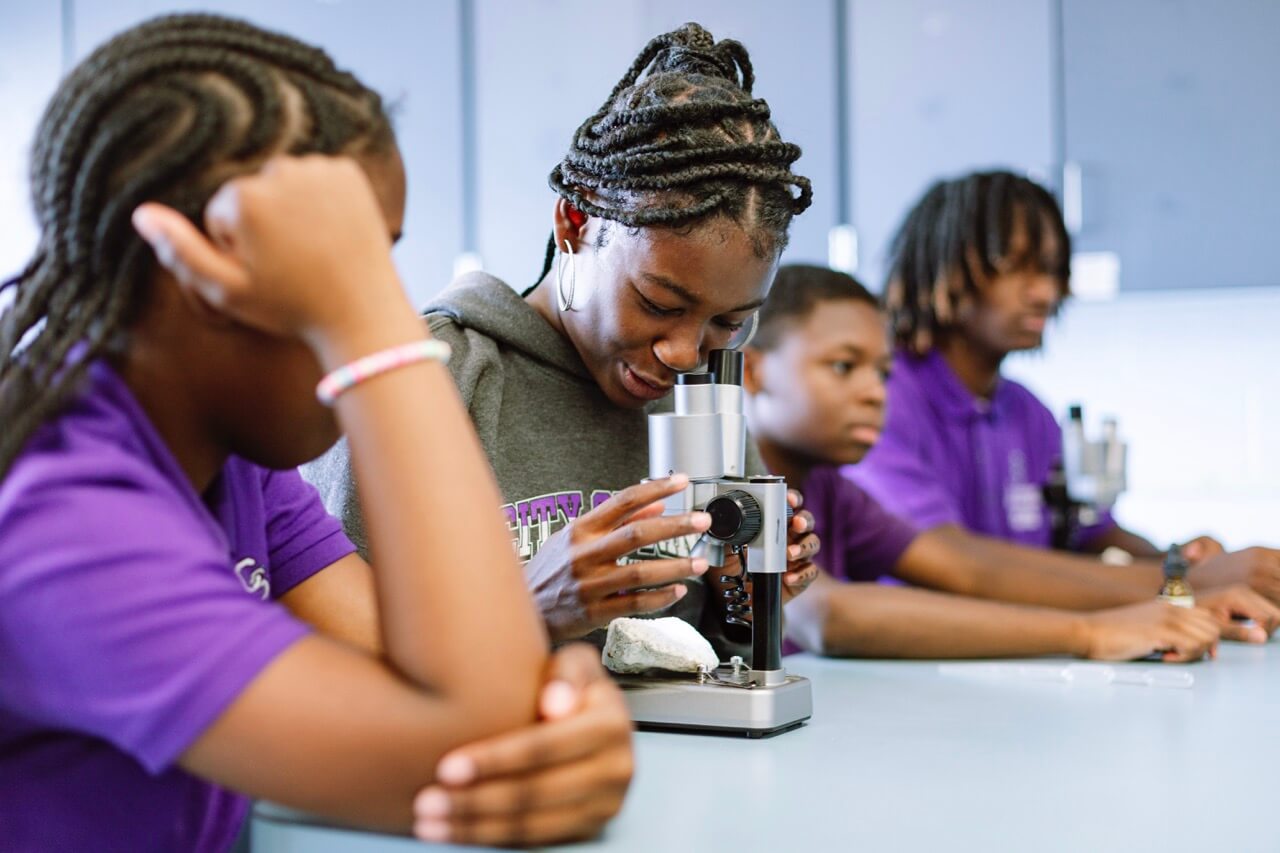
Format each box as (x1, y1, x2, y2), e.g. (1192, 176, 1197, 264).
(617, 348, 813, 737)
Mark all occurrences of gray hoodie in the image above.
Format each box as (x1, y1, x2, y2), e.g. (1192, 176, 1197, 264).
(303, 271, 752, 656)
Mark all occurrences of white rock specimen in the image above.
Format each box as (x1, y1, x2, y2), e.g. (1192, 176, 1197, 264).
(602, 617, 720, 674)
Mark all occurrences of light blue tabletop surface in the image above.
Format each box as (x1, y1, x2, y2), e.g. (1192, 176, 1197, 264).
(253, 642, 1280, 852)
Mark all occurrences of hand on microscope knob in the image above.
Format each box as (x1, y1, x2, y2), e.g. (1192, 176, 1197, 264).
(1180, 534, 1225, 564)
(784, 488, 821, 604)
(524, 474, 714, 643)
(704, 493, 820, 612)
(413, 644, 633, 846)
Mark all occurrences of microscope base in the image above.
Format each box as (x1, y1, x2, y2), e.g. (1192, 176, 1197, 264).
(616, 673, 812, 738)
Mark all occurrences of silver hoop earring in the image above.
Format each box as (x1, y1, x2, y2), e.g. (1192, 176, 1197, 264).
(556, 239, 577, 312)
(729, 312, 759, 349)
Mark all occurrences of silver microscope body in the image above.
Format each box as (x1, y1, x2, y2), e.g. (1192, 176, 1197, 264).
(1046, 404, 1128, 548)
(616, 349, 813, 737)
(1061, 404, 1127, 526)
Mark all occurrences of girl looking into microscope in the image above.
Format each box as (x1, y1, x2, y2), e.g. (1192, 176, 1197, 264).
(307, 23, 821, 656)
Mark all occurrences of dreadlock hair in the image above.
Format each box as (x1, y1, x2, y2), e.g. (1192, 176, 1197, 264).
(0, 13, 393, 479)
(538, 22, 812, 282)
(884, 169, 1071, 355)
(753, 264, 878, 352)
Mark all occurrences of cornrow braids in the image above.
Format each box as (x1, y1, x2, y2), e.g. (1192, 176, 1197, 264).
(0, 13, 393, 478)
(539, 22, 812, 281)
(754, 264, 879, 352)
(884, 169, 1071, 354)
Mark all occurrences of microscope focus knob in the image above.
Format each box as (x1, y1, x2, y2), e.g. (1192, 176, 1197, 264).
(705, 490, 762, 546)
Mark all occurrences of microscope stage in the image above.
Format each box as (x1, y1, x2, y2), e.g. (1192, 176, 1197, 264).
(615, 673, 812, 738)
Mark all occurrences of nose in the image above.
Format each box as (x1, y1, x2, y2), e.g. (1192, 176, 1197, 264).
(856, 370, 888, 408)
(1027, 273, 1060, 311)
(653, 324, 704, 373)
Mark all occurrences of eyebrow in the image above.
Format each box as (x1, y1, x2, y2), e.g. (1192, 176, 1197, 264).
(641, 272, 765, 314)
(827, 343, 890, 366)
(828, 343, 866, 359)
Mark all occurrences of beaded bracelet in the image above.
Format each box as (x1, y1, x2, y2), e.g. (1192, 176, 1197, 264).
(315, 339, 453, 406)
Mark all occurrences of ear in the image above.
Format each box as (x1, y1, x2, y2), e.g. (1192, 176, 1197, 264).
(155, 265, 236, 330)
(552, 197, 590, 254)
(742, 346, 766, 395)
(133, 203, 247, 328)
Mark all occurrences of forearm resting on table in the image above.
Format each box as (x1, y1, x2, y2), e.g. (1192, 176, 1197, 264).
(896, 525, 1167, 610)
(1078, 523, 1162, 559)
(785, 572, 1089, 659)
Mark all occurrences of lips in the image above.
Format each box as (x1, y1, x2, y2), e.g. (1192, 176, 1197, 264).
(1021, 315, 1049, 333)
(849, 424, 882, 445)
(620, 364, 673, 402)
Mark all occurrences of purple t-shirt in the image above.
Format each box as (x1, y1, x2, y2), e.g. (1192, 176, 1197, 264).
(0, 361, 355, 852)
(803, 465, 918, 584)
(784, 466, 918, 655)
(849, 350, 1113, 548)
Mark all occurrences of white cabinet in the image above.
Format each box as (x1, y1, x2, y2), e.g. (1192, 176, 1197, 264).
(0, 2, 65, 283)
(1062, 0, 1280, 291)
(846, 0, 1056, 291)
(473, 0, 839, 288)
(71, 0, 465, 307)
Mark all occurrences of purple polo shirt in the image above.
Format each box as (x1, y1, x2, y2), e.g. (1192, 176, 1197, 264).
(0, 360, 355, 852)
(803, 465, 918, 584)
(784, 466, 918, 654)
(848, 350, 1113, 549)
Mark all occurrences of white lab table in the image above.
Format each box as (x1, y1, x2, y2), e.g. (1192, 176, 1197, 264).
(253, 641, 1280, 852)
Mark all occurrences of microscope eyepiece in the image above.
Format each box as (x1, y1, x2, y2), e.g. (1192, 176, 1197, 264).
(708, 349, 744, 387)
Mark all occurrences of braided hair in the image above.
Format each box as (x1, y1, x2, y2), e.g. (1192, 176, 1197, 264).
(754, 264, 878, 352)
(884, 170, 1071, 354)
(539, 22, 811, 280)
(0, 13, 393, 478)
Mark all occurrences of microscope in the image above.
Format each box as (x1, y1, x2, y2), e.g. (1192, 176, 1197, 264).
(615, 348, 813, 737)
(1045, 404, 1128, 549)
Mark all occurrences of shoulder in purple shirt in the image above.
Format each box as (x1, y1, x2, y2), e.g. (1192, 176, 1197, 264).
(783, 466, 918, 655)
(803, 465, 918, 584)
(848, 349, 1113, 548)
(0, 361, 355, 852)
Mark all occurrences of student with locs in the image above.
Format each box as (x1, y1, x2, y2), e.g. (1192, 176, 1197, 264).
(851, 172, 1280, 606)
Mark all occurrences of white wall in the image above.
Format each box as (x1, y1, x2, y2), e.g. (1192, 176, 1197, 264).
(1005, 286, 1280, 550)
(0, 3, 63, 290)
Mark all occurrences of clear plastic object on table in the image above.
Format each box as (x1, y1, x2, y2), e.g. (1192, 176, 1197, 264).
(937, 662, 1194, 689)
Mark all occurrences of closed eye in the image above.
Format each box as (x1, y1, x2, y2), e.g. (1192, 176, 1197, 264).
(639, 293, 681, 318)
(715, 317, 746, 332)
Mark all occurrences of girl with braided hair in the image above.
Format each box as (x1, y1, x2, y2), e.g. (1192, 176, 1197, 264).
(848, 170, 1280, 607)
(310, 22, 821, 658)
(0, 14, 632, 850)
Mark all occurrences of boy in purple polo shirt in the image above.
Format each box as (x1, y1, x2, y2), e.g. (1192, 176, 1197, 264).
(0, 15, 633, 851)
(745, 265, 1278, 659)
(851, 171, 1280, 605)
